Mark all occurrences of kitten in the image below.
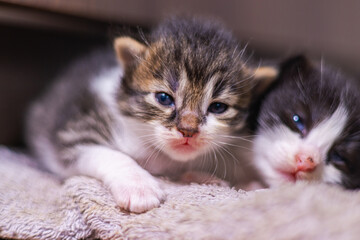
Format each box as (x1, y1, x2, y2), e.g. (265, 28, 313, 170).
(26, 17, 275, 213)
(252, 55, 360, 189)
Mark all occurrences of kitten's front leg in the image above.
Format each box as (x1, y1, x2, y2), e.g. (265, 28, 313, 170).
(75, 145, 165, 213)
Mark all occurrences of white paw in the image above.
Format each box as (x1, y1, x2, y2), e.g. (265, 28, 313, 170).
(107, 171, 165, 213)
(76, 146, 165, 213)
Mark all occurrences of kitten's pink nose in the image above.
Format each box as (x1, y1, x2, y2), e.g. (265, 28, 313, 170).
(295, 153, 317, 172)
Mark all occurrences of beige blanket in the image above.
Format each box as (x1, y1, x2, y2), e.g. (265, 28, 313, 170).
(1, 146, 360, 240)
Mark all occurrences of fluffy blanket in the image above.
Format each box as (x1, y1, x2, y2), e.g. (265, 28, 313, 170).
(1, 146, 360, 240)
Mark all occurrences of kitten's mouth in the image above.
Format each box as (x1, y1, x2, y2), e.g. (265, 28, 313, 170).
(170, 138, 201, 153)
(277, 169, 314, 183)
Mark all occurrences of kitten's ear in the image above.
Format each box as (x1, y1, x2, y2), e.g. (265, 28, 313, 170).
(250, 55, 312, 96)
(251, 66, 279, 96)
(279, 55, 313, 79)
(113, 37, 147, 69)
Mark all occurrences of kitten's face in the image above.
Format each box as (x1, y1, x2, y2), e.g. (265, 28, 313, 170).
(115, 19, 265, 162)
(254, 56, 360, 188)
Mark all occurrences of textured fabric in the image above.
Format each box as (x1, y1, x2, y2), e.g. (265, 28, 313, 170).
(1, 146, 360, 240)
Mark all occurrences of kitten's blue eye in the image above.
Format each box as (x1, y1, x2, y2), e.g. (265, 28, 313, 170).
(208, 102, 228, 114)
(292, 114, 306, 134)
(155, 92, 174, 106)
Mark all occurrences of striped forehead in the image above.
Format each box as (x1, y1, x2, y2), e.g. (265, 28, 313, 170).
(173, 70, 226, 112)
(149, 40, 240, 96)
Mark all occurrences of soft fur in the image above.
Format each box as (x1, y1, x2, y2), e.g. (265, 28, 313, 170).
(2, 146, 360, 240)
(252, 56, 360, 188)
(26, 17, 275, 213)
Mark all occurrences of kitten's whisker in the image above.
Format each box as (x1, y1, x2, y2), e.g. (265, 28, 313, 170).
(143, 141, 166, 168)
(138, 28, 150, 47)
(139, 139, 159, 148)
(208, 140, 227, 179)
(232, 44, 239, 58)
(235, 65, 260, 85)
(213, 141, 240, 168)
(217, 134, 254, 143)
(214, 143, 228, 179)
(238, 49, 254, 74)
(142, 141, 160, 165)
(137, 133, 159, 139)
(137, 135, 159, 143)
(235, 41, 249, 62)
(231, 63, 261, 89)
(198, 150, 208, 174)
(240, 42, 249, 56)
(152, 142, 166, 165)
(133, 141, 157, 159)
(216, 141, 253, 151)
(217, 134, 255, 139)
(131, 126, 155, 130)
(212, 141, 235, 160)
(209, 144, 219, 179)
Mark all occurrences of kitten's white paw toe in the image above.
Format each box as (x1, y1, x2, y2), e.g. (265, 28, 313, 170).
(109, 174, 165, 213)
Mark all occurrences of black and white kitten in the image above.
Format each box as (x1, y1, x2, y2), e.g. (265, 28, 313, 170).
(26, 17, 275, 212)
(253, 55, 360, 189)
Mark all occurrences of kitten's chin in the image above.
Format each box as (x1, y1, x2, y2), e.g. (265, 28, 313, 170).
(163, 143, 205, 162)
(164, 148, 200, 162)
(267, 168, 322, 187)
(153, 136, 206, 162)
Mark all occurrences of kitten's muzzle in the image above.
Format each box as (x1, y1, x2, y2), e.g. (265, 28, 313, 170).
(176, 111, 200, 138)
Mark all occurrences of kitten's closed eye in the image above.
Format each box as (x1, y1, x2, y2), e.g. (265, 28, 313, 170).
(328, 151, 348, 171)
(155, 92, 175, 107)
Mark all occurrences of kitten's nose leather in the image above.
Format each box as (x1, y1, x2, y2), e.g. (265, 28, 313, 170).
(178, 129, 197, 138)
(177, 111, 200, 137)
(295, 153, 316, 172)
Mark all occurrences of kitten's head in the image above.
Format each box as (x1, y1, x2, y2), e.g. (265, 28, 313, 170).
(114, 17, 276, 162)
(253, 55, 360, 188)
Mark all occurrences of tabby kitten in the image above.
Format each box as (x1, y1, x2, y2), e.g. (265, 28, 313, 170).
(252, 55, 360, 189)
(26, 17, 274, 213)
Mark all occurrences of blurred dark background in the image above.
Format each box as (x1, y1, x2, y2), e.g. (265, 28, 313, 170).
(1, 0, 360, 145)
